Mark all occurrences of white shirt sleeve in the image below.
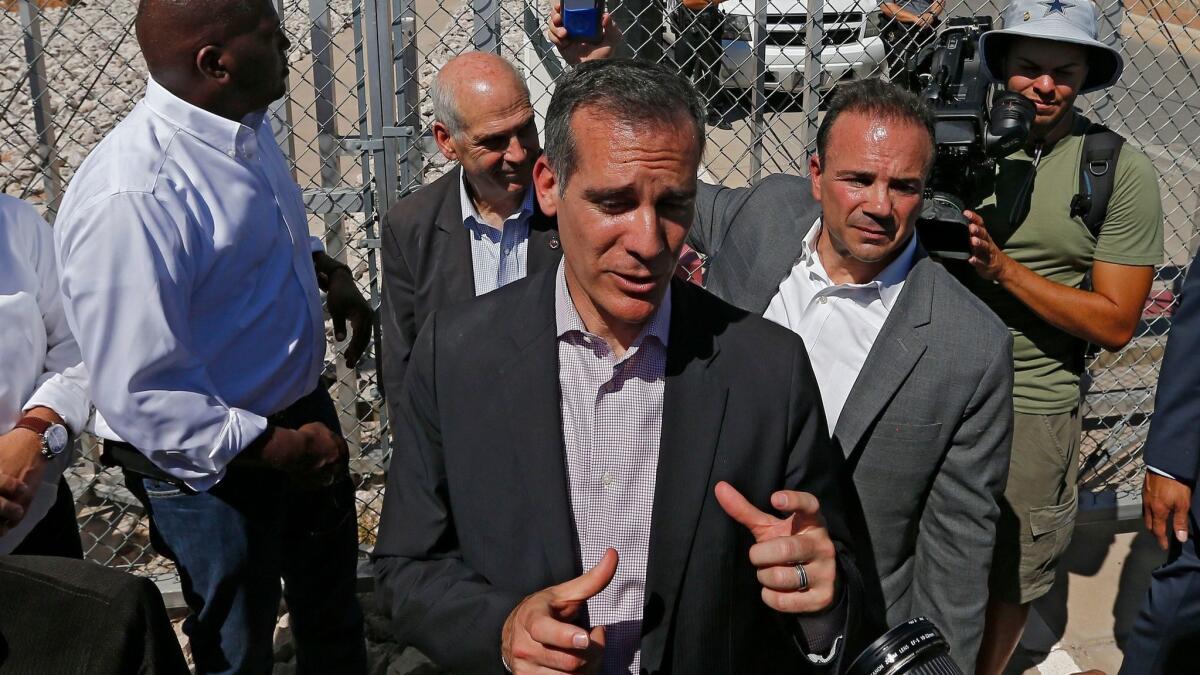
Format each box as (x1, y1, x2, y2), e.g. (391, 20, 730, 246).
(1146, 465, 1178, 481)
(21, 208, 90, 435)
(56, 192, 268, 491)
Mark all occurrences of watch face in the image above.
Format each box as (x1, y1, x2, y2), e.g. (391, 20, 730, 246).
(44, 424, 69, 456)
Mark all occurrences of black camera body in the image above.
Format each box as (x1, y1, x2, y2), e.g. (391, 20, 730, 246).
(898, 16, 1035, 259)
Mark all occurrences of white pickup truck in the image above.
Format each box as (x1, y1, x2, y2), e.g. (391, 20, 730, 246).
(715, 0, 888, 93)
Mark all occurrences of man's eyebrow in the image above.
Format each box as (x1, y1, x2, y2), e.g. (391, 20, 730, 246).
(890, 176, 924, 188)
(581, 185, 636, 201)
(834, 169, 875, 179)
(660, 187, 697, 200)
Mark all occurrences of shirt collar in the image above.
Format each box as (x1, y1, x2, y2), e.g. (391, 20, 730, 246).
(554, 260, 672, 350)
(801, 218, 918, 311)
(143, 77, 265, 158)
(459, 169, 536, 230)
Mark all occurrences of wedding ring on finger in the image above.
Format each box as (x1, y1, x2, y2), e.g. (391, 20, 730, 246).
(793, 562, 809, 591)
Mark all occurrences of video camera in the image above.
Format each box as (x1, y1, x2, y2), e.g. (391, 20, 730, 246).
(895, 16, 1035, 259)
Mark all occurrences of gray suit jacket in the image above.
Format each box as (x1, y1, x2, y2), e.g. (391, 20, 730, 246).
(688, 173, 1014, 670)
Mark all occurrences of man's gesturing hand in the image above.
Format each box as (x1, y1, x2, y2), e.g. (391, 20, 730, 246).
(502, 548, 618, 674)
(715, 481, 839, 614)
(1144, 471, 1192, 550)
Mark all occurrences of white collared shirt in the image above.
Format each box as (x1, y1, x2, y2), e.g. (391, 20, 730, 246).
(0, 195, 89, 553)
(55, 78, 325, 491)
(763, 220, 917, 430)
(458, 170, 533, 295)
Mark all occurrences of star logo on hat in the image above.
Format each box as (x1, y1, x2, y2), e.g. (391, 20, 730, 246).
(1040, 0, 1076, 15)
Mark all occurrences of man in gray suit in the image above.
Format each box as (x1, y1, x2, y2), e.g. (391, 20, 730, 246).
(687, 79, 1014, 669)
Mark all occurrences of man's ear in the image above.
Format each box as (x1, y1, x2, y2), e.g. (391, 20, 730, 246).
(196, 45, 227, 83)
(532, 155, 559, 218)
(432, 121, 458, 162)
(809, 153, 823, 203)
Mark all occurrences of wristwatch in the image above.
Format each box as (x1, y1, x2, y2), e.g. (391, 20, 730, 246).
(14, 416, 70, 461)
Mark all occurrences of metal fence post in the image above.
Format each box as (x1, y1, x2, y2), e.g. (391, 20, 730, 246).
(18, 0, 62, 218)
(799, 0, 823, 159)
(393, 0, 421, 194)
(365, 0, 401, 204)
(749, 0, 768, 182)
(473, 0, 502, 53)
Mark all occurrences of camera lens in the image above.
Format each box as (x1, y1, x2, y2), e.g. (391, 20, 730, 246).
(846, 617, 963, 675)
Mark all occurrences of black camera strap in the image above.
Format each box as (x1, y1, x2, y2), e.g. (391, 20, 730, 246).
(1070, 123, 1125, 239)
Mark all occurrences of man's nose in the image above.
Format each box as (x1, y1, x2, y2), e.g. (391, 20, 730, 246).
(504, 136, 528, 165)
(862, 182, 891, 218)
(624, 206, 667, 261)
(1032, 73, 1056, 96)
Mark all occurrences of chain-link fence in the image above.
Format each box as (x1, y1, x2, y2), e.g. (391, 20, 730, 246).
(1, 0, 1196, 587)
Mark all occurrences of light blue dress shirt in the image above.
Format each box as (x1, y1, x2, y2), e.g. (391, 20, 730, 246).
(458, 170, 535, 295)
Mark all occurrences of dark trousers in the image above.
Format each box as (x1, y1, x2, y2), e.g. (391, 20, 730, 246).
(1120, 510, 1200, 675)
(881, 21, 935, 78)
(11, 477, 83, 559)
(671, 5, 725, 109)
(116, 387, 367, 675)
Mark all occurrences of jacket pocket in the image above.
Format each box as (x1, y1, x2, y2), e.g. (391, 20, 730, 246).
(872, 421, 943, 443)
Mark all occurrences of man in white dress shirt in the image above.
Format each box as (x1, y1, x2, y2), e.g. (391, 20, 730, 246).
(54, 1, 370, 672)
(0, 195, 89, 558)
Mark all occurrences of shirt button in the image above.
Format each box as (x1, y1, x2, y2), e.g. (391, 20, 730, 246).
(818, 296, 828, 304)
(602, 472, 614, 487)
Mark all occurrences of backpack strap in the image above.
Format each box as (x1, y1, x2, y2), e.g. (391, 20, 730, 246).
(1069, 123, 1125, 238)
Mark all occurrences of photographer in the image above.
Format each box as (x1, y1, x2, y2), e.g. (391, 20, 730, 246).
(957, 2, 1164, 673)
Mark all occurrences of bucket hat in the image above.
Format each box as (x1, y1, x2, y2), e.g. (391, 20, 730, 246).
(979, 0, 1124, 93)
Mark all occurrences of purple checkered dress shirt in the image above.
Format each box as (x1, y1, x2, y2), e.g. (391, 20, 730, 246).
(554, 263, 671, 675)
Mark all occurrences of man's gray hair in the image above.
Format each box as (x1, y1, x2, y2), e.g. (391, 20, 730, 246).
(429, 55, 530, 138)
(543, 59, 706, 191)
(816, 78, 936, 170)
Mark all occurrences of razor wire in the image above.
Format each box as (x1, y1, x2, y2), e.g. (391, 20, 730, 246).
(0, 0, 1195, 587)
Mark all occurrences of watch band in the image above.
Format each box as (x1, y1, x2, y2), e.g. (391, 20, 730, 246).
(14, 416, 51, 437)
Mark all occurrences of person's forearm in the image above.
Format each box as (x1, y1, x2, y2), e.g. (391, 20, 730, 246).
(880, 3, 920, 21)
(995, 258, 1138, 350)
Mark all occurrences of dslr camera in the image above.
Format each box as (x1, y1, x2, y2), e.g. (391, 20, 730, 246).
(894, 15, 1035, 259)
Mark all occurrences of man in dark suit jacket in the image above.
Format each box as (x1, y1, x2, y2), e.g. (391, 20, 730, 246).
(379, 51, 562, 422)
(685, 80, 1014, 670)
(374, 59, 864, 674)
(1120, 257, 1200, 674)
(0, 555, 189, 674)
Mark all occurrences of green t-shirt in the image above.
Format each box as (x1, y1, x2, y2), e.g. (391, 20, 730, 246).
(960, 114, 1164, 415)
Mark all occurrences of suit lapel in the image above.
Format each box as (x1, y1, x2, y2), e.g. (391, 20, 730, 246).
(641, 282, 729, 673)
(833, 256, 935, 456)
(435, 166, 478, 302)
(496, 272, 578, 582)
(527, 209, 562, 273)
